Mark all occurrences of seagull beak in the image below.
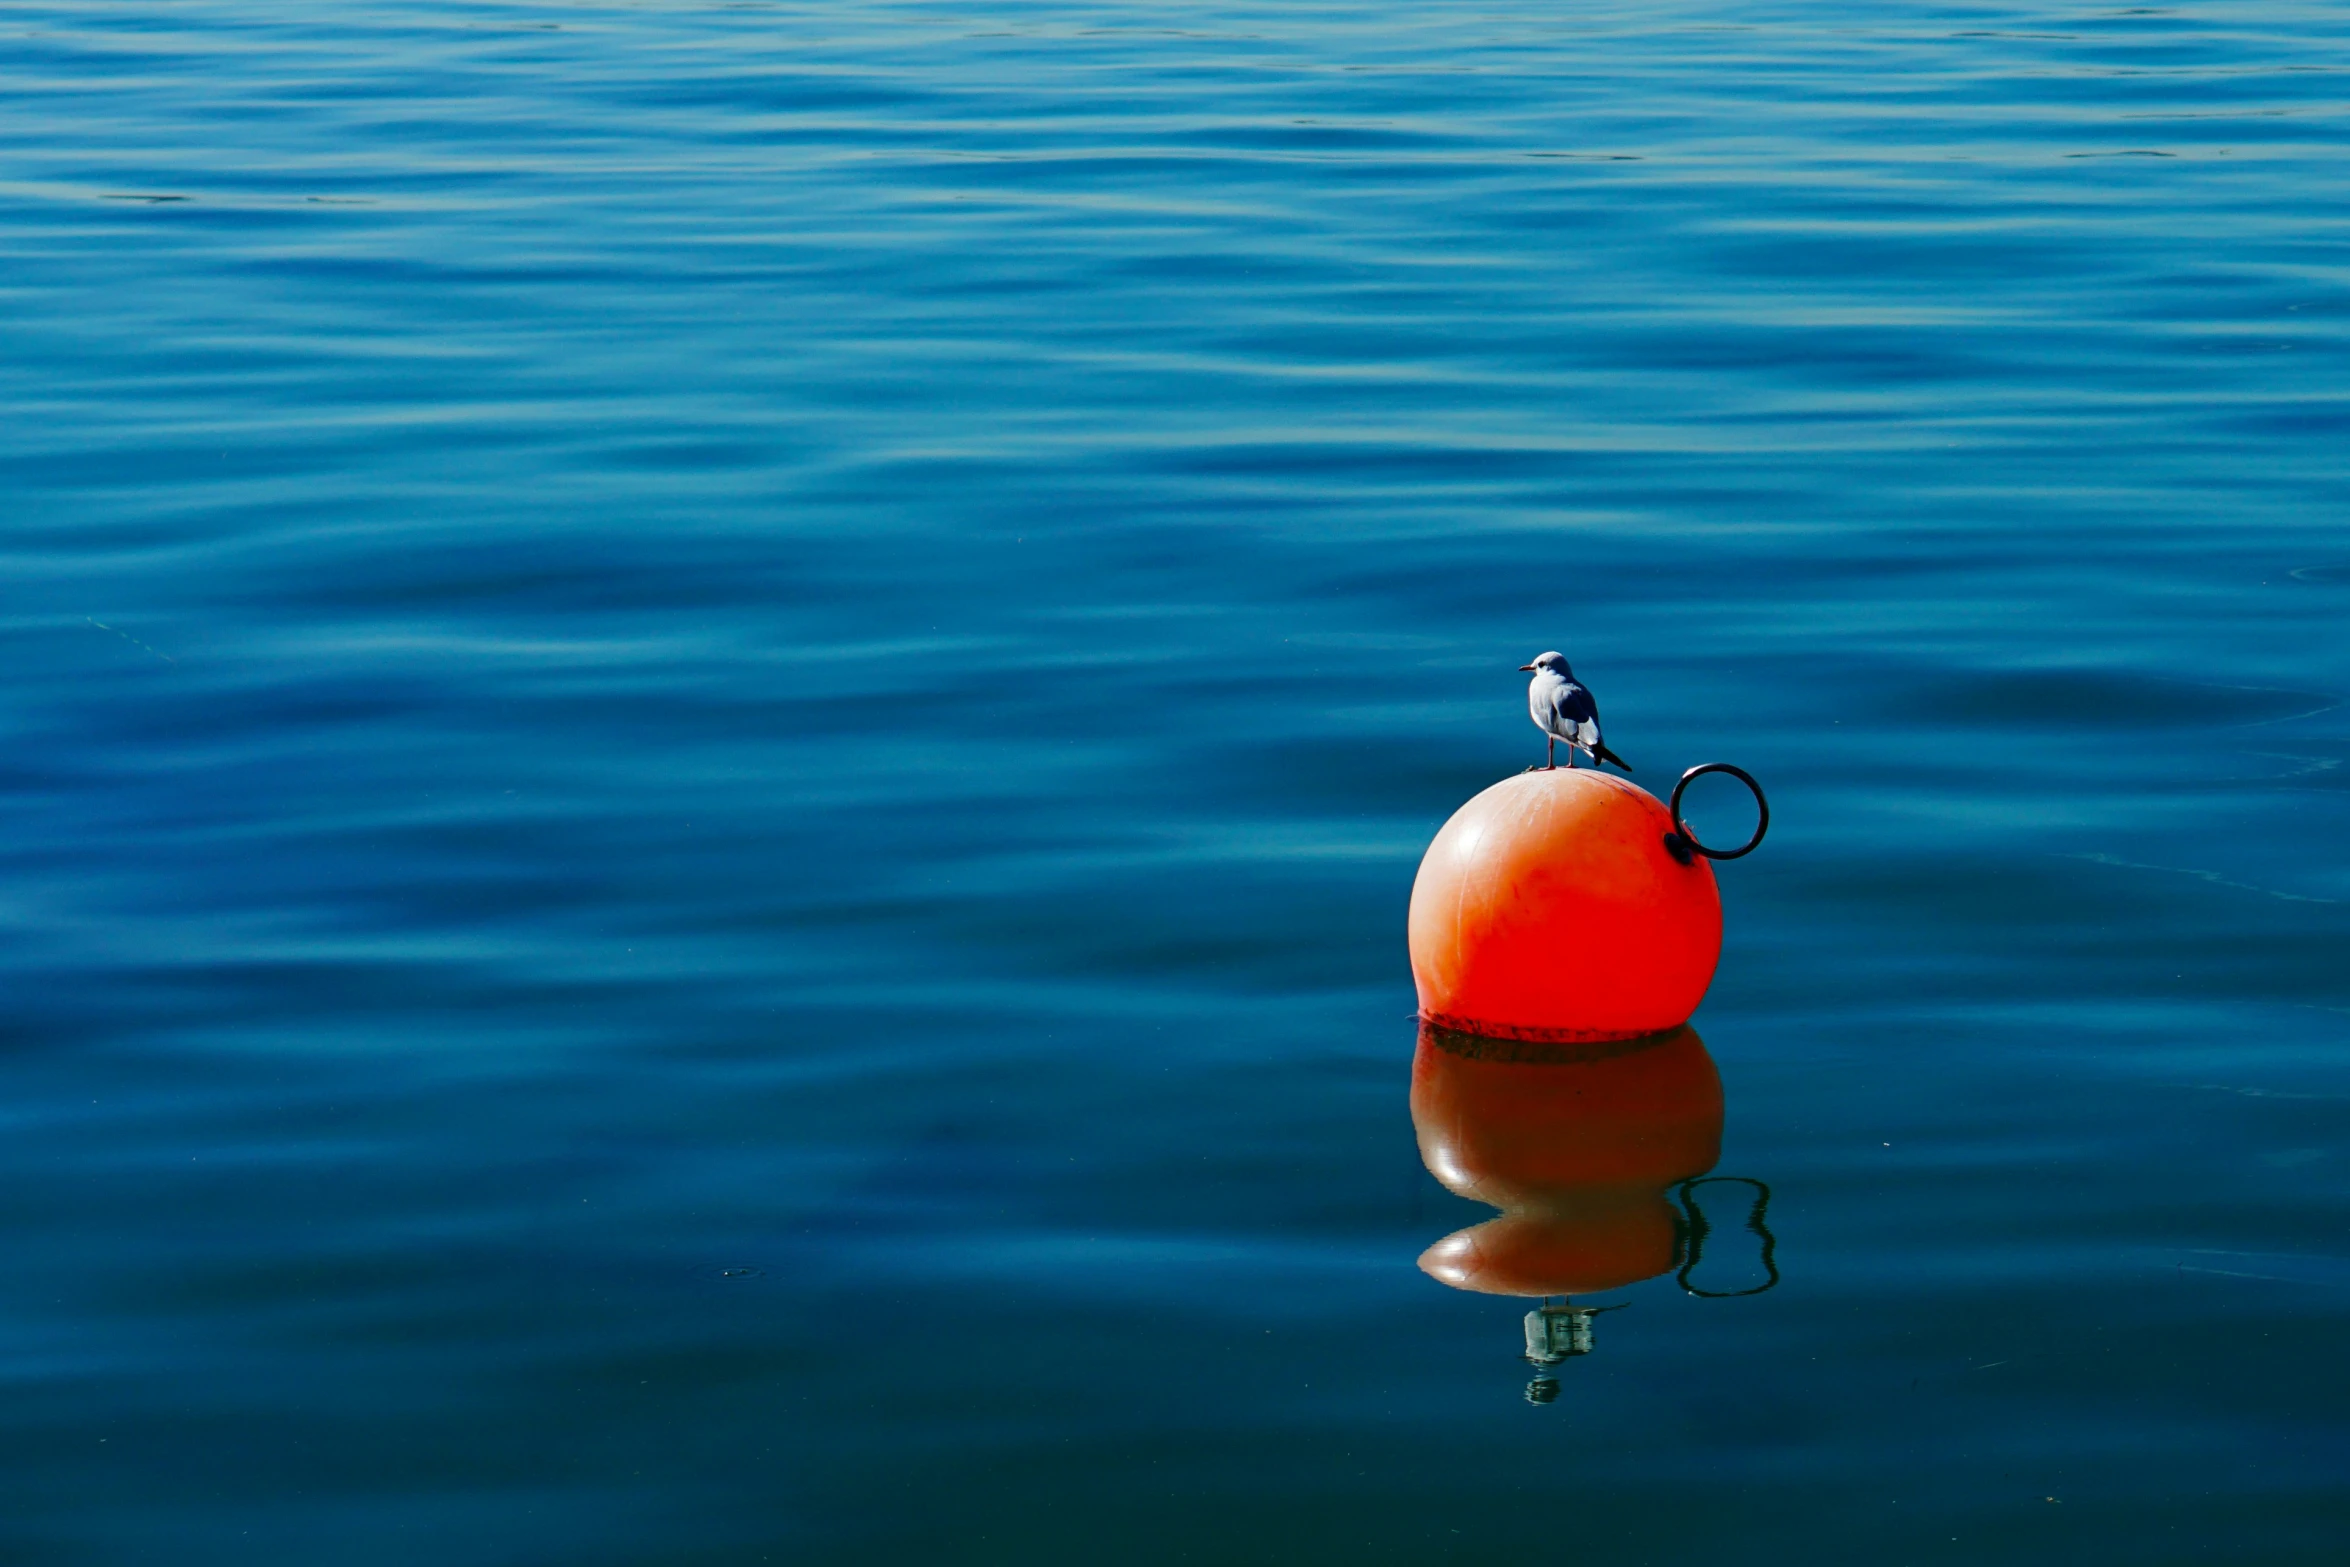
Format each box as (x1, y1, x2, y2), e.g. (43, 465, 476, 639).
(1518, 664, 1535, 672)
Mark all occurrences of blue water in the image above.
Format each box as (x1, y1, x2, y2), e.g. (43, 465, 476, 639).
(5, 1, 2348, 1560)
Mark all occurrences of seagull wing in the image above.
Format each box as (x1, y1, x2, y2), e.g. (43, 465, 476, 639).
(1546, 681, 1602, 749)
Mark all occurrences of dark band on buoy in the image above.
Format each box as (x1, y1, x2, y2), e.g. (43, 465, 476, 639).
(1664, 763, 1768, 863)
(1418, 1017, 1689, 1065)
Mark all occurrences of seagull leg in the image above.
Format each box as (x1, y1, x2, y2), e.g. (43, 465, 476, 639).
(1563, 739, 1575, 768)
(1546, 736, 1556, 770)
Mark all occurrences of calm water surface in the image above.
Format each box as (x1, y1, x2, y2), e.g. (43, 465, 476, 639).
(4, 1, 2348, 1561)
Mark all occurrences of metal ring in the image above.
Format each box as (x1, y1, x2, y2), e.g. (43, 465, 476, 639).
(1667, 763, 1768, 861)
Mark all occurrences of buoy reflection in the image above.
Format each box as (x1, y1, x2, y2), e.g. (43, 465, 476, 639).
(1411, 1021, 1774, 1402)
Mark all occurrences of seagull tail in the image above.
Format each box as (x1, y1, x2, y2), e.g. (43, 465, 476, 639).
(1594, 742, 1633, 774)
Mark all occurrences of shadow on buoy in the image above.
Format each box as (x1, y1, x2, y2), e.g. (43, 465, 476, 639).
(1410, 1020, 1777, 1403)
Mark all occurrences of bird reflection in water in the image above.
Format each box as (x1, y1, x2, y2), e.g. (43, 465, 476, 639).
(1411, 1021, 1776, 1403)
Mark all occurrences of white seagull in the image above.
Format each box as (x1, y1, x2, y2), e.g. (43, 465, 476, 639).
(1521, 651, 1632, 772)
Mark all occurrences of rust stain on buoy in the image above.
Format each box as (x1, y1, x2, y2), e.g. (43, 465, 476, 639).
(1408, 768, 1721, 1043)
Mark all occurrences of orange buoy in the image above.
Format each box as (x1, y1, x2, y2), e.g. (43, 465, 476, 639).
(1411, 1023, 1722, 1297)
(1408, 768, 1721, 1041)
